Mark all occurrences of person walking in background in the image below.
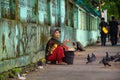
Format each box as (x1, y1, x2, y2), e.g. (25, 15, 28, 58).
(109, 16, 118, 46)
(99, 17, 109, 46)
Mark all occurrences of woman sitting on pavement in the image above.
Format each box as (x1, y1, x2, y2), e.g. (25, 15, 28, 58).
(45, 28, 69, 65)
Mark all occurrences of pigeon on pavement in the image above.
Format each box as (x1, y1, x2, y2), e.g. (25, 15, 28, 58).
(100, 57, 111, 67)
(91, 53, 97, 61)
(86, 53, 96, 64)
(105, 52, 111, 61)
(86, 54, 92, 64)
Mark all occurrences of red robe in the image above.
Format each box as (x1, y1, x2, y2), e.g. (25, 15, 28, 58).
(45, 38, 68, 63)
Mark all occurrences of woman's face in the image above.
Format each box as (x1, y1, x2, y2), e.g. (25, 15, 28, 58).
(53, 30, 60, 39)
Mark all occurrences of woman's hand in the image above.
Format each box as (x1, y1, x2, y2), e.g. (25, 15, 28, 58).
(63, 38, 70, 44)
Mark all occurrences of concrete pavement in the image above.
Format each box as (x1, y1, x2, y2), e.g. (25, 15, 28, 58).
(10, 41, 120, 80)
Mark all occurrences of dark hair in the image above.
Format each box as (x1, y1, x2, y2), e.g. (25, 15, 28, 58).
(101, 17, 105, 20)
(112, 16, 115, 20)
(55, 29, 60, 32)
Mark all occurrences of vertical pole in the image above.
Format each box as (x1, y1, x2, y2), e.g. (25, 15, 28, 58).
(99, 0, 102, 18)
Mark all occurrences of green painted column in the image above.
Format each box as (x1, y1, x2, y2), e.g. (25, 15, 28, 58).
(73, 6, 78, 29)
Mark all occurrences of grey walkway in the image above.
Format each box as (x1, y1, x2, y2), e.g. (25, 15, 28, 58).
(11, 41, 120, 80)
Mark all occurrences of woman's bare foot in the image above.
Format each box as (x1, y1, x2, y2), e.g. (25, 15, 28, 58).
(57, 61, 67, 65)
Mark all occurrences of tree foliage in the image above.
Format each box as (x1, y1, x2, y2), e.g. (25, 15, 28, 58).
(88, 0, 120, 20)
(101, 0, 120, 19)
(73, 0, 120, 20)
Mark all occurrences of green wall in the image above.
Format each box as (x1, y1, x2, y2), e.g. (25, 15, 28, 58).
(0, 0, 100, 73)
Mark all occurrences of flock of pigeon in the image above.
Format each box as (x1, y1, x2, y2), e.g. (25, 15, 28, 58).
(86, 52, 120, 67)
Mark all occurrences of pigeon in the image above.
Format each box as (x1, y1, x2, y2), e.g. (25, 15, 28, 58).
(105, 52, 111, 61)
(100, 57, 111, 67)
(114, 53, 120, 62)
(110, 52, 120, 61)
(76, 42, 85, 51)
(91, 53, 97, 61)
(114, 57, 120, 62)
(86, 54, 92, 64)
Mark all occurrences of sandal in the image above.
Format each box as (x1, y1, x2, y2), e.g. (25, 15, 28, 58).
(57, 61, 67, 65)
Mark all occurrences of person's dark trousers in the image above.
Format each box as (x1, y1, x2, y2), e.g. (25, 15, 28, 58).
(110, 32, 118, 45)
(101, 32, 107, 46)
(107, 33, 110, 41)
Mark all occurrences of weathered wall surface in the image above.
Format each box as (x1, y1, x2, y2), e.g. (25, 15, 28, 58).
(0, 0, 100, 73)
(0, 19, 48, 73)
(0, 0, 73, 73)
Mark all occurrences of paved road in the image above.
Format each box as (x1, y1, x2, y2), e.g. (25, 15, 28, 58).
(11, 41, 120, 80)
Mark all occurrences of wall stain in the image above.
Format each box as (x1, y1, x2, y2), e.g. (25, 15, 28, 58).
(2, 34, 6, 53)
(16, 43, 20, 57)
(2, 34, 7, 60)
(40, 27, 48, 50)
(20, 21, 28, 54)
(8, 30, 11, 38)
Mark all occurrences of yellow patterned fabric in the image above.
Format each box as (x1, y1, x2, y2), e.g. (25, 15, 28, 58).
(50, 44, 58, 54)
